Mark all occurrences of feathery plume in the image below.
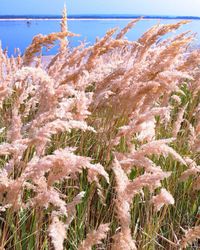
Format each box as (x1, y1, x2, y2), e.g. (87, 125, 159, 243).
(181, 226, 200, 248)
(151, 188, 174, 211)
(23, 31, 78, 66)
(78, 223, 110, 250)
(49, 214, 66, 250)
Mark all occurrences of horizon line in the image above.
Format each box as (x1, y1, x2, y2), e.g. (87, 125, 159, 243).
(0, 14, 200, 20)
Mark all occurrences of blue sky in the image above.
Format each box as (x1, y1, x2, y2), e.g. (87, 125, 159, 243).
(0, 0, 200, 16)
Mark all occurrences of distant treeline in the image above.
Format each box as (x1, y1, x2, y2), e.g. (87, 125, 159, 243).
(0, 14, 200, 19)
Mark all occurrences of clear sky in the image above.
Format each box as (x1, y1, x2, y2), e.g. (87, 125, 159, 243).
(0, 0, 200, 16)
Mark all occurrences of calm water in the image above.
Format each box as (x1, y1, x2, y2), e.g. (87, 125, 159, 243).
(0, 19, 200, 56)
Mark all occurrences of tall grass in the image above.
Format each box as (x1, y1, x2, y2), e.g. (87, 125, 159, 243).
(0, 7, 200, 250)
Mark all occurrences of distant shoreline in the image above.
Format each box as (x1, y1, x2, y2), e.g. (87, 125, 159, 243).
(0, 18, 186, 21)
(0, 18, 199, 21)
(0, 15, 200, 20)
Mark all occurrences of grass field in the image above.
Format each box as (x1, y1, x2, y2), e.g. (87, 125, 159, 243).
(0, 7, 200, 250)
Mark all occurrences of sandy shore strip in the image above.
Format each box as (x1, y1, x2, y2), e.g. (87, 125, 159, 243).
(0, 17, 194, 21)
(0, 18, 138, 21)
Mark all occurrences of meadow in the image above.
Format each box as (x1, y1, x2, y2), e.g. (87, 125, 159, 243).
(0, 7, 200, 250)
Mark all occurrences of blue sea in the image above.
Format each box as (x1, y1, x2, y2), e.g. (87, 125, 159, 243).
(0, 15, 200, 56)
